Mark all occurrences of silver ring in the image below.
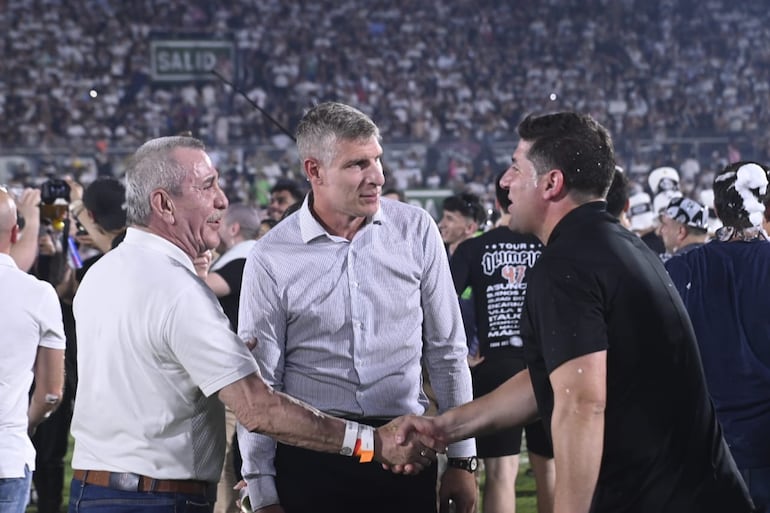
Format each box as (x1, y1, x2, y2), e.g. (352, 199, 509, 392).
(420, 449, 427, 457)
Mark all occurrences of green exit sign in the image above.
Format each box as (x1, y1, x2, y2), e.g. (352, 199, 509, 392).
(150, 40, 235, 82)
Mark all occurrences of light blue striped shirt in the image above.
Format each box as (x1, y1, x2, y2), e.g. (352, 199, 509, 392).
(237, 195, 475, 509)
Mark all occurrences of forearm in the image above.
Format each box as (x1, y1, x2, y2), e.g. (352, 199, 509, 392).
(437, 369, 539, 443)
(10, 221, 40, 271)
(28, 393, 61, 434)
(551, 396, 605, 513)
(221, 375, 344, 454)
(28, 347, 65, 434)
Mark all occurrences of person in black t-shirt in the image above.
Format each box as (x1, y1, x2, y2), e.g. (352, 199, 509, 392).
(397, 111, 754, 513)
(199, 203, 262, 330)
(450, 172, 554, 513)
(196, 202, 262, 513)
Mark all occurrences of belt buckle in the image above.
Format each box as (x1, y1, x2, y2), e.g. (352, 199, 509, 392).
(108, 472, 140, 492)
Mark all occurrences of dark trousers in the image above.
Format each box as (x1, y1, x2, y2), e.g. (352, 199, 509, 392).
(275, 442, 437, 513)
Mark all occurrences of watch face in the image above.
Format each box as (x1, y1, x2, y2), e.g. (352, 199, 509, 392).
(468, 456, 478, 472)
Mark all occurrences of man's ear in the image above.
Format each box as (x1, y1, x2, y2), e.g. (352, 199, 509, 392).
(304, 158, 321, 185)
(9, 224, 19, 244)
(150, 189, 175, 222)
(542, 169, 566, 200)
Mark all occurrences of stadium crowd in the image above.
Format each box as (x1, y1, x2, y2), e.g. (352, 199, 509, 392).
(3, 1, 770, 512)
(2, 0, 770, 202)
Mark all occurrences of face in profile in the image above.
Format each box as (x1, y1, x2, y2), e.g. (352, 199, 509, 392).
(168, 147, 229, 257)
(657, 214, 682, 254)
(500, 140, 545, 236)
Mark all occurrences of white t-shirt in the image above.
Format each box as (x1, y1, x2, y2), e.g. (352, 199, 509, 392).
(0, 253, 66, 478)
(70, 228, 259, 482)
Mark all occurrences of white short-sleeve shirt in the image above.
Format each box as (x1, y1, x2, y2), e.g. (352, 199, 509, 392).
(0, 253, 66, 478)
(70, 228, 259, 482)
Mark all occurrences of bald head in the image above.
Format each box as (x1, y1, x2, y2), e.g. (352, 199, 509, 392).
(0, 189, 19, 253)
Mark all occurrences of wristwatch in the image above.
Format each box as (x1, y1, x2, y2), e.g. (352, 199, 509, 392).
(447, 456, 478, 473)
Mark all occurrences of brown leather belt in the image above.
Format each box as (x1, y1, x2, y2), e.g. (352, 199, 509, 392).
(73, 469, 212, 496)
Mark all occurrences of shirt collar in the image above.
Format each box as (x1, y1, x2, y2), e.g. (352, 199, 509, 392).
(547, 200, 609, 246)
(0, 252, 18, 269)
(298, 192, 385, 244)
(123, 227, 196, 273)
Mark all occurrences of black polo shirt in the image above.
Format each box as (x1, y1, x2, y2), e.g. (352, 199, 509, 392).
(522, 201, 752, 513)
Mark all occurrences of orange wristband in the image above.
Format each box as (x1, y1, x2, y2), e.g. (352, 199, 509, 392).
(355, 425, 375, 463)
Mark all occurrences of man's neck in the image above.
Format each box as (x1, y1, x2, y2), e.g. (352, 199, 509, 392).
(309, 196, 367, 241)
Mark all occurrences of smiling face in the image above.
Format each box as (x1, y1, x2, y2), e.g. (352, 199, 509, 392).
(167, 147, 229, 257)
(438, 210, 476, 246)
(268, 190, 297, 221)
(499, 140, 546, 235)
(307, 135, 385, 231)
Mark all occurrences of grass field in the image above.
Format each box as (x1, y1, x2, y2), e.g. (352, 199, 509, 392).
(36, 443, 540, 513)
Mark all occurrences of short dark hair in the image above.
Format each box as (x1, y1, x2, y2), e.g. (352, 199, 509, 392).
(517, 112, 615, 200)
(83, 177, 127, 231)
(713, 161, 770, 229)
(495, 171, 511, 211)
(605, 167, 630, 218)
(270, 179, 304, 202)
(442, 192, 486, 225)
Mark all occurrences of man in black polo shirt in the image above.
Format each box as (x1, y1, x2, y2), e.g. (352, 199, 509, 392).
(397, 111, 753, 513)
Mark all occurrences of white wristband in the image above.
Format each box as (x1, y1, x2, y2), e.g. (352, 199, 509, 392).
(357, 424, 375, 463)
(340, 420, 359, 456)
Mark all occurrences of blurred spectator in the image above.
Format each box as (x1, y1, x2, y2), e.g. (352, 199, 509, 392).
(267, 179, 304, 221)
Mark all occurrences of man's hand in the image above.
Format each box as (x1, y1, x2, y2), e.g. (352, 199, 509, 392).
(235, 480, 284, 513)
(193, 250, 212, 278)
(16, 188, 41, 225)
(65, 177, 84, 202)
(375, 415, 448, 474)
(439, 467, 478, 513)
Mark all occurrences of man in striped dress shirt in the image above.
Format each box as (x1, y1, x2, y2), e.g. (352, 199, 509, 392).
(238, 102, 477, 513)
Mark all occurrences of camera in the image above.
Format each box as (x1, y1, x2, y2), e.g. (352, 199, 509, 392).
(41, 179, 70, 205)
(40, 179, 71, 229)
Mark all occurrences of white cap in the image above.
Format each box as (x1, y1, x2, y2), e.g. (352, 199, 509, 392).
(628, 192, 655, 231)
(648, 166, 680, 195)
(653, 190, 683, 215)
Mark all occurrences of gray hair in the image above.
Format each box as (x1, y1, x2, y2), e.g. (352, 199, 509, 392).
(225, 203, 261, 240)
(125, 136, 206, 226)
(295, 102, 380, 167)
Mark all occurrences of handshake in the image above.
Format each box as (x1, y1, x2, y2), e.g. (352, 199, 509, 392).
(373, 414, 451, 474)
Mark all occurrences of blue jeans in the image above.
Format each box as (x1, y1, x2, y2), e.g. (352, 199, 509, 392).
(0, 464, 32, 513)
(742, 467, 770, 513)
(68, 480, 213, 513)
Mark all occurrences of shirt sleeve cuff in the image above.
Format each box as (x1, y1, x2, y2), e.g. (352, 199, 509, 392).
(246, 475, 280, 511)
(447, 438, 476, 458)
